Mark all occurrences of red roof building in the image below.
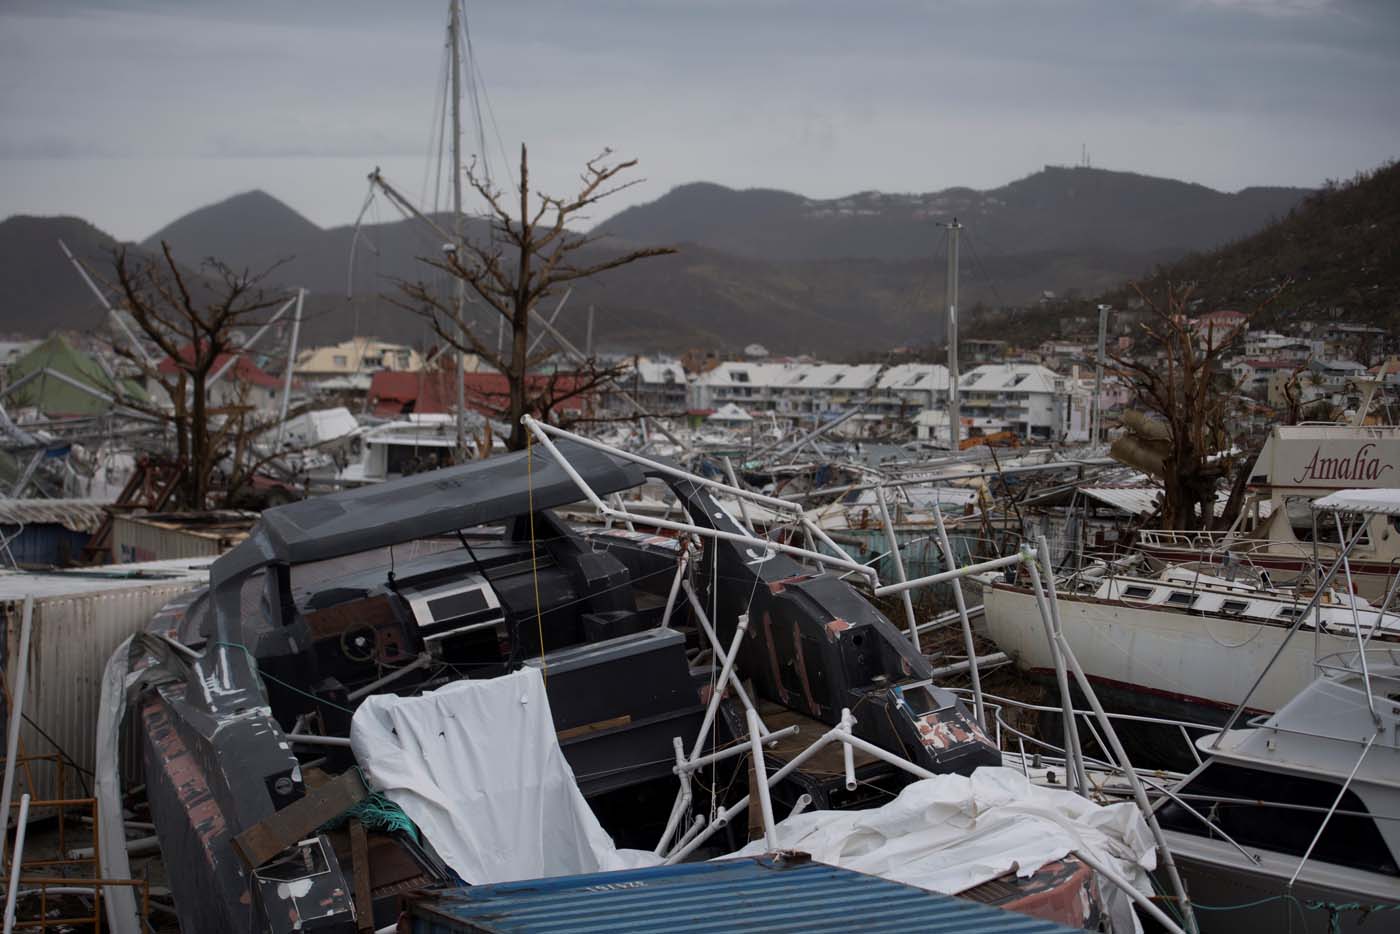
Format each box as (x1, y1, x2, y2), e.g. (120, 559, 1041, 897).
(368, 368, 593, 418)
(157, 348, 284, 389)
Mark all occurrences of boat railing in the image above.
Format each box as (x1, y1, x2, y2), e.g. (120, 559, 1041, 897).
(1313, 646, 1400, 683)
(950, 688, 1270, 872)
(949, 686, 1218, 775)
(1136, 528, 1235, 551)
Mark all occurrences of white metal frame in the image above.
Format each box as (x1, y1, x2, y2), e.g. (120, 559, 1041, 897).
(522, 416, 879, 583)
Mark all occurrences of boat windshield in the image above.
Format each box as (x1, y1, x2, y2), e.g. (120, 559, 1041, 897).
(1285, 497, 1370, 546)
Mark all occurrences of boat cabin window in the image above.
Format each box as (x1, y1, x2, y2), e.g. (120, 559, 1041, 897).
(1277, 604, 1307, 620)
(1220, 599, 1249, 616)
(1161, 763, 1397, 877)
(1122, 585, 1154, 600)
(1165, 591, 1197, 608)
(1286, 497, 1370, 546)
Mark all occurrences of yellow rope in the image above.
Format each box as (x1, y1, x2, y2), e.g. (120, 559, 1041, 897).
(526, 429, 547, 681)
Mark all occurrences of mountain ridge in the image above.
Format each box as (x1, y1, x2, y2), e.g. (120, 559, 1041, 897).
(1, 164, 1315, 354)
(595, 166, 1310, 263)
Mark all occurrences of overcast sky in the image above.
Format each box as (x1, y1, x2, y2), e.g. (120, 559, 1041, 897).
(2, 0, 1397, 241)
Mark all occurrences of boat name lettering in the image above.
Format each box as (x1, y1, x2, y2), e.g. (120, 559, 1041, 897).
(1291, 443, 1394, 484)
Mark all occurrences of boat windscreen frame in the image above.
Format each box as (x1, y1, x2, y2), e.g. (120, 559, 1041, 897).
(207, 437, 644, 654)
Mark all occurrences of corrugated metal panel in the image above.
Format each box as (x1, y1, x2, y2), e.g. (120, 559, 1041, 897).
(0, 499, 107, 533)
(3, 525, 91, 567)
(1080, 486, 1159, 517)
(1080, 486, 1272, 520)
(410, 856, 1086, 933)
(111, 514, 228, 562)
(0, 560, 211, 599)
(1, 581, 203, 809)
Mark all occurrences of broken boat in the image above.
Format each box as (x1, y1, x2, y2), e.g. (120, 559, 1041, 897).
(1134, 422, 1400, 601)
(103, 432, 1016, 932)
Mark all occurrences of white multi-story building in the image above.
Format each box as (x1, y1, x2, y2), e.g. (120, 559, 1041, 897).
(869, 364, 950, 417)
(690, 362, 887, 418)
(774, 363, 883, 417)
(614, 358, 689, 414)
(626, 358, 1076, 441)
(689, 361, 789, 412)
(957, 363, 1070, 441)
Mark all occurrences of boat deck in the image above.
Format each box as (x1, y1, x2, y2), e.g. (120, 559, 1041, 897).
(756, 700, 881, 775)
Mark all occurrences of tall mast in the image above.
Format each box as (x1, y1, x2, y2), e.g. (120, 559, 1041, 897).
(1092, 303, 1109, 445)
(945, 219, 961, 451)
(449, 0, 467, 459)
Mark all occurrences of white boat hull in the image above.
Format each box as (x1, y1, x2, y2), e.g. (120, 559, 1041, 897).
(979, 582, 1381, 715)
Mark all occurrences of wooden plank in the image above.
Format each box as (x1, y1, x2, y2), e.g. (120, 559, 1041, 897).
(232, 768, 368, 869)
(556, 714, 631, 742)
(756, 701, 878, 774)
(349, 818, 374, 933)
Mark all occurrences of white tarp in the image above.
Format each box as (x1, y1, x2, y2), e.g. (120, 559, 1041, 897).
(350, 667, 659, 884)
(725, 767, 1156, 934)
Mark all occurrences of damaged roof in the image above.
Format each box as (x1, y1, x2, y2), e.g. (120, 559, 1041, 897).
(0, 498, 108, 533)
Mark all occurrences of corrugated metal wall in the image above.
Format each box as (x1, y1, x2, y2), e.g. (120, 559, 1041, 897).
(111, 516, 223, 563)
(4, 525, 92, 568)
(1, 583, 202, 806)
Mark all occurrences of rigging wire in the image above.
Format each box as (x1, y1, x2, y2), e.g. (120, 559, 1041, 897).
(961, 228, 1008, 311)
(960, 225, 1048, 301)
(460, 3, 515, 191)
(420, 28, 452, 213)
(895, 225, 948, 350)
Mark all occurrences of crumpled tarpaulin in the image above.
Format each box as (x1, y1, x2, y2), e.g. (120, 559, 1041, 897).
(350, 667, 659, 885)
(726, 767, 1157, 934)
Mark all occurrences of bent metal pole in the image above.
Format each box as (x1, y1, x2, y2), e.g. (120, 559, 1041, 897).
(934, 504, 985, 728)
(522, 416, 878, 583)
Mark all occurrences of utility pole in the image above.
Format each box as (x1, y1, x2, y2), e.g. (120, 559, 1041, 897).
(448, 0, 468, 461)
(1092, 304, 1109, 445)
(945, 219, 962, 451)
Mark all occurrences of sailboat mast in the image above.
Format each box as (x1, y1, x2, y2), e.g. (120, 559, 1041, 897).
(449, 0, 468, 459)
(946, 218, 961, 451)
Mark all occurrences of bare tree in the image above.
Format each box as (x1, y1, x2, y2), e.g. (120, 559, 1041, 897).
(108, 242, 299, 509)
(396, 145, 677, 451)
(1108, 283, 1249, 529)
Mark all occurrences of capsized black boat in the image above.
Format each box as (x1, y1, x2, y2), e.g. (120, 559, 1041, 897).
(112, 438, 997, 933)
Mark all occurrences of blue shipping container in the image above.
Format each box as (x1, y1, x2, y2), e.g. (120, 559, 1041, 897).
(409, 854, 1087, 933)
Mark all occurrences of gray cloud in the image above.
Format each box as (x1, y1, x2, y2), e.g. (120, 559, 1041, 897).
(1, 0, 1396, 240)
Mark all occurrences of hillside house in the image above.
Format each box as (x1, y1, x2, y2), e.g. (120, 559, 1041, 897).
(297, 338, 432, 387)
(153, 349, 284, 414)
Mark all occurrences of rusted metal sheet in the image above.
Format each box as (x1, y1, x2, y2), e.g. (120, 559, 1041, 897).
(1, 580, 204, 807)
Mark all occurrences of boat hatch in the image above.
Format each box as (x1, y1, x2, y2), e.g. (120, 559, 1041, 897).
(400, 573, 505, 642)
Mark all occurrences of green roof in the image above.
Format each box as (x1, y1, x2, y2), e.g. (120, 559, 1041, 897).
(6, 335, 147, 416)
